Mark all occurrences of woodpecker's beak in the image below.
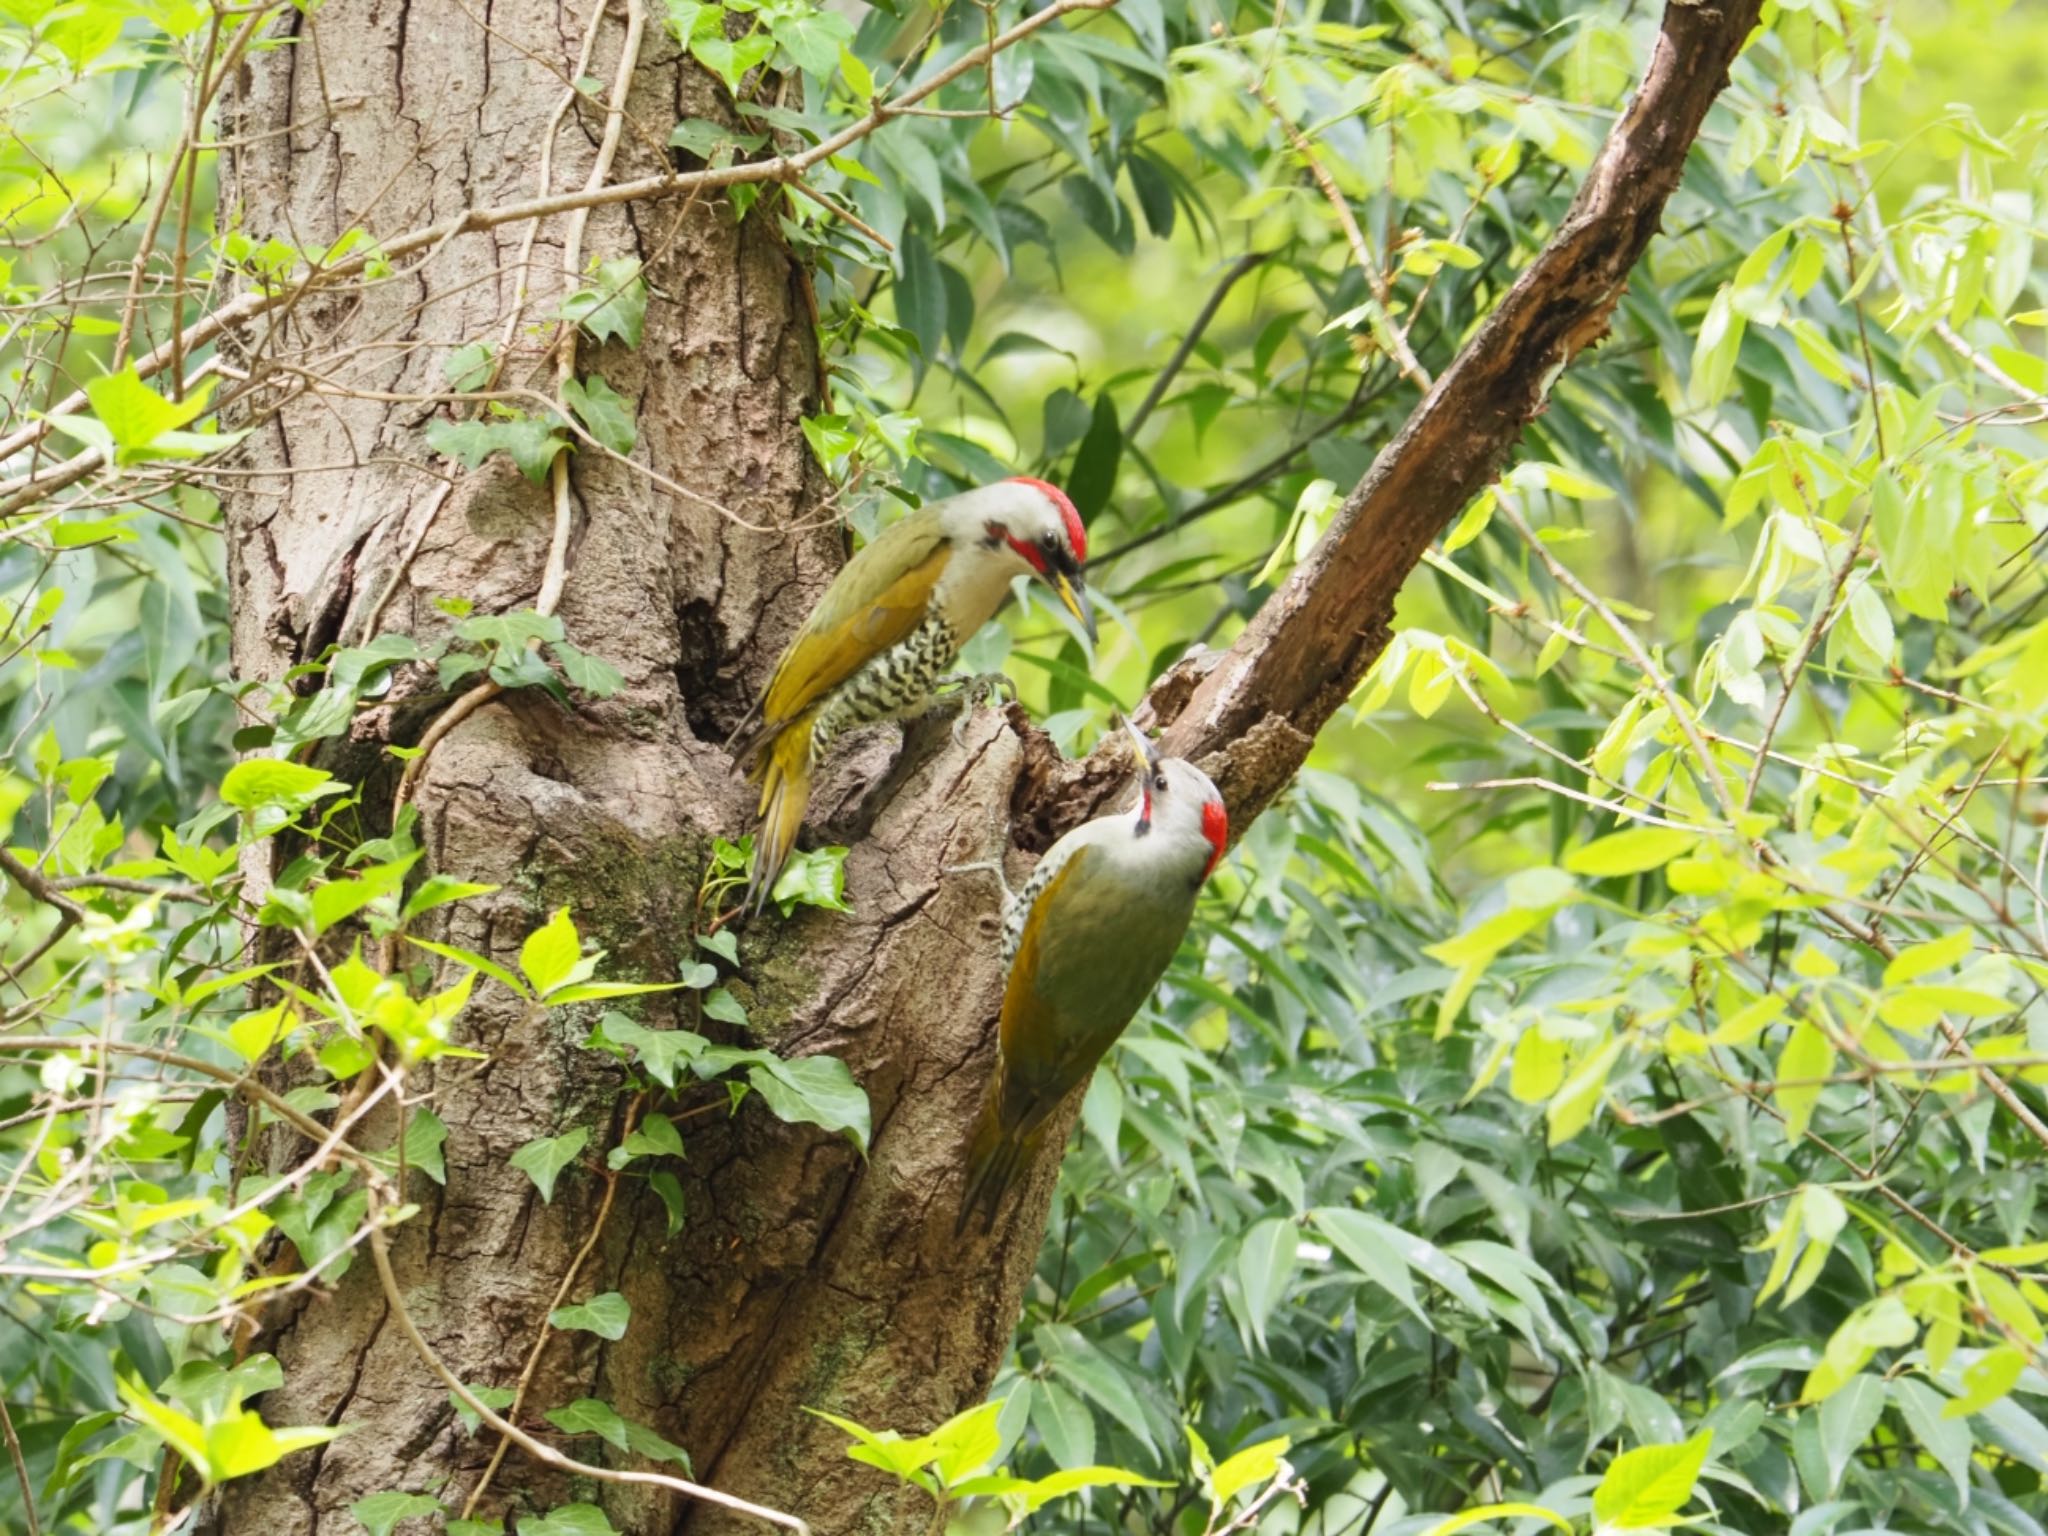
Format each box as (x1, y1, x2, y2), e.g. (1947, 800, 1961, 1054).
(1119, 714, 1161, 773)
(1052, 572, 1097, 642)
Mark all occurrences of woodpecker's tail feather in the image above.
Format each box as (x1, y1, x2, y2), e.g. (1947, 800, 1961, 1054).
(956, 1086, 1037, 1237)
(745, 723, 813, 916)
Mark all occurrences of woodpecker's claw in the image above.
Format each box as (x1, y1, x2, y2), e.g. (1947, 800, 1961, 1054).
(944, 858, 1017, 908)
(933, 669, 1017, 747)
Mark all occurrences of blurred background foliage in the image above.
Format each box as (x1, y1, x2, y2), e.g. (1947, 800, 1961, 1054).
(5, 0, 2048, 1531)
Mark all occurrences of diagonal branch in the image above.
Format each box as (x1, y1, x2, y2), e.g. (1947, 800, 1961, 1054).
(1126, 0, 1766, 823)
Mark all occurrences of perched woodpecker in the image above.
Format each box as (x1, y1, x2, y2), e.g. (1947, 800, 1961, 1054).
(956, 719, 1228, 1235)
(732, 477, 1096, 913)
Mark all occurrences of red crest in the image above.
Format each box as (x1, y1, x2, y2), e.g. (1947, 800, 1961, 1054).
(1007, 476, 1087, 561)
(1199, 799, 1229, 881)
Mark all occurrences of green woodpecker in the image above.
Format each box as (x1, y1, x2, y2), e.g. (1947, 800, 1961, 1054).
(732, 477, 1095, 912)
(956, 720, 1227, 1234)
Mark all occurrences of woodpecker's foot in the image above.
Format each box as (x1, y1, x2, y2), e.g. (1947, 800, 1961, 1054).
(944, 857, 1017, 908)
(932, 669, 1018, 746)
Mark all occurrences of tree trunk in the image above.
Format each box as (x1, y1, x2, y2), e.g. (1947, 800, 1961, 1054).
(204, 0, 1760, 1530)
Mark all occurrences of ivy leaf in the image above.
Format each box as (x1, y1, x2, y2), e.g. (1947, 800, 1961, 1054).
(550, 640, 625, 698)
(594, 1013, 709, 1089)
(558, 257, 647, 347)
(607, 1112, 685, 1168)
(443, 341, 496, 392)
(549, 1291, 631, 1341)
(771, 845, 851, 915)
(668, 118, 768, 166)
(650, 1170, 687, 1236)
(400, 1108, 448, 1186)
(449, 1384, 515, 1435)
(523, 1506, 619, 1536)
(509, 1127, 589, 1204)
(424, 416, 569, 483)
(691, 32, 775, 95)
(702, 987, 748, 1025)
(747, 1054, 871, 1153)
(544, 1398, 632, 1450)
(770, 7, 852, 75)
(348, 1491, 444, 1536)
(561, 374, 637, 455)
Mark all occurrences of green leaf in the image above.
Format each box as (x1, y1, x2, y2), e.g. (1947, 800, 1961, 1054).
(1816, 1375, 1884, 1495)
(1892, 1377, 1973, 1498)
(1591, 1430, 1712, 1530)
(449, 1384, 515, 1435)
(1883, 926, 1975, 985)
(770, 6, 852, 74)
(1068, 391, 1122, 522)
(608, 1112, 684, 1168)
(703, 987, 749, 1025)
(406, 937, 530, 1000)
(84, 365, 215, 460)
(1947, 1344, 2025, 1417)
(1774, 1020, 1834, 1144)
(444, 342, 496, 392)
(523, 1505, 619, 1536)
(747, 1054, 871, 1152)
(549, 1291, 630, 1340)
(1031, 1379, 1095, 1470)
(1233, 1218, 1297, 1349)
(562, 375, 637, 456)
(595, 1014, 708, 1088)
(1209, 1434, 1291, 1504)
(650, 1170, 687, 1236)
(927, 1398, 1003, 1483)
(402, 875, 499, 922)
(349, 1491, 444, 1536)
(1425, 1505, 1573, 1536)
(520, 906, 586, 995)
(1311, 1207, 1427, 1324)
(551, 641, 626, 698)
(558, 258, 648, 347)
(400, 1108, 449, 1186)
(544, 1398, 632, 1450)
(771, 845, 852, 915)
(509, 1127, 589, 1204)
(424, 416, 570, 483)
(219, 759, 339, 811)
(1563, 826, 1701, 877)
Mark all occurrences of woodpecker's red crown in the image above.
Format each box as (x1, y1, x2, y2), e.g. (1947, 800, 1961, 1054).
(1005, 476, 1087, 562)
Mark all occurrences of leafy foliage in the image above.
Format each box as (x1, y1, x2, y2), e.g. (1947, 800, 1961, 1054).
(6, 0, 2048, 1530)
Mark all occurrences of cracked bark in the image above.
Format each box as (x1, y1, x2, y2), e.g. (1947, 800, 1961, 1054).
(205, 0, 1761, 1532)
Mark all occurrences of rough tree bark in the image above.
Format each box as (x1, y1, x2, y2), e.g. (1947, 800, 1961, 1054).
(204, 0, 1761, 1531)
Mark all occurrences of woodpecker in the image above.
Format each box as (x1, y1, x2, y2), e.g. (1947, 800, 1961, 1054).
(732, 477, 1095, 913)
(956, 719, 1228, 1235)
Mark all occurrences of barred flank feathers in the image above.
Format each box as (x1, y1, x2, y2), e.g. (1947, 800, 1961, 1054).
(745, 723, 813, 916)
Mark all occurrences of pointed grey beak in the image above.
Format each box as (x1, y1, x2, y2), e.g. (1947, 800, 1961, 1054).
(1118, 714, 1160, 774)
(1052, 571, 1097, 643)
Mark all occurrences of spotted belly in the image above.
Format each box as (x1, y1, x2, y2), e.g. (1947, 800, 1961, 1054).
(811, 614, 961, 752)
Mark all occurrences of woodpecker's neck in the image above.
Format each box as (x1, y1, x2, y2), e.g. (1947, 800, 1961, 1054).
(933, 540, 1027, 634)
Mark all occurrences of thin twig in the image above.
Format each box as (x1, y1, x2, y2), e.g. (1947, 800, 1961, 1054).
(0, 1393, 38, 1536)
(460, 1093, 647, 1518)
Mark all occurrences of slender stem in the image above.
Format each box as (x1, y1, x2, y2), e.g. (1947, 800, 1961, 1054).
(0, 1393, 39, 1536)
